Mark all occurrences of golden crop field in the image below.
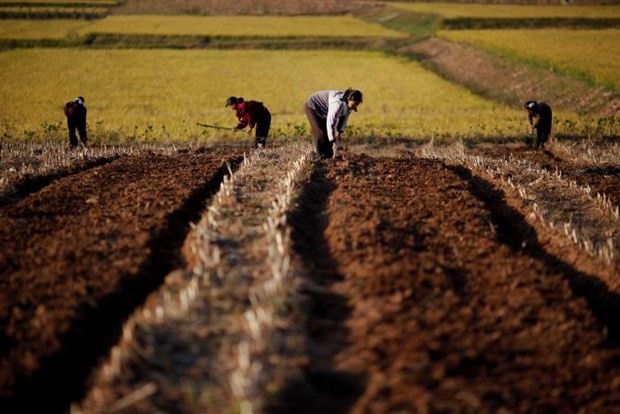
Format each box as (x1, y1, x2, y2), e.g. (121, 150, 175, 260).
(75, 15, 408, 38)
(391, 2, 620, 19)
(0, 19, 89, 39)
(0, 48, 533, 143)
(439, 29, 620, 91)
(0, 15, 406, 41)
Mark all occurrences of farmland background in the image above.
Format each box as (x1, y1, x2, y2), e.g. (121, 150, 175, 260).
(0, 1, 618, 144)
(2, 1, 620, 413)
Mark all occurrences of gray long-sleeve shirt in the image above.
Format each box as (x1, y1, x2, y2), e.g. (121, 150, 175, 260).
(306, 90, 352, 142)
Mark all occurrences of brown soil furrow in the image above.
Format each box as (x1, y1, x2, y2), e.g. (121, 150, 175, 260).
(0, 157, 118, 207)
(278, 153, 620, 413)
(0, 148, 242, 412)
(75, 145, 313, 414)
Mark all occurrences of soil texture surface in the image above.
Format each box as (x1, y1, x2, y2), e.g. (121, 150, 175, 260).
(0, 148, 242, 412)
(2, 143, 620, 413)
(275, 150, 620, 413)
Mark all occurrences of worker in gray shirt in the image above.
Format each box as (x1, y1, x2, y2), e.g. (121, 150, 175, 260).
(305, 88, 363, 158)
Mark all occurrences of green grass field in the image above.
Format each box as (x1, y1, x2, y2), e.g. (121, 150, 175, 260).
(0, 48, 531, 143)
(391, 2, 620, 19)
(439, 29, 620, 91)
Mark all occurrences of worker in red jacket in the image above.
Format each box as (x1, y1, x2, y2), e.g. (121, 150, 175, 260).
(63, 96, 87, 148)
(226, 96, 271, 149)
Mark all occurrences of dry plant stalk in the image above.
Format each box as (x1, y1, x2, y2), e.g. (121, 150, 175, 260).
(73, 143, 313, 414)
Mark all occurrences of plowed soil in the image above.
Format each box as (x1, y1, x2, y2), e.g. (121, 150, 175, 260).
(2, 144, 620, 413)
(276, 150, 620, 413)
(0, 148, 242, 412)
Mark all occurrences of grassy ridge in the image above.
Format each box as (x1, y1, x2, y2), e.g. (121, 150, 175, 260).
(439, 29, 620, 92)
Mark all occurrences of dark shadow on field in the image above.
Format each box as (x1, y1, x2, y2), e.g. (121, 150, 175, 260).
(450, 165, 620, 350)
(0, 157, 117, 207)
(0, 155, 243, 414)
(265, 161, 366, 414)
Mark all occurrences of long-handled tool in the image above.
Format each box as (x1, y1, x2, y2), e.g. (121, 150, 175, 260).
(197, 122, 233, 131)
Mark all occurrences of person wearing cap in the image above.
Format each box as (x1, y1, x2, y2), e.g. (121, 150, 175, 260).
(524, 100, 552, 149)
(63, 96, 87, 148)
(226, 96, 271, 149)
(305, 88, 362, 159)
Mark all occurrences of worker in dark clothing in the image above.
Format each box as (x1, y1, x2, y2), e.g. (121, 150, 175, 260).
(226, 96, 271, 149)
(524, 100, 552, 149)
(63, 96, 87, 148)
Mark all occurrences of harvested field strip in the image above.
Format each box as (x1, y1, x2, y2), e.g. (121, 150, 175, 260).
(401, 37, 620, 116)
(277, 154, 620, 412)
(0, 148, 242, 412)
(439, 29, 620, 92)
(76, 144, 314, 413)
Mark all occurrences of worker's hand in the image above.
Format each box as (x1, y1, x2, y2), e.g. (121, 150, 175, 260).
(529, 127, 534, 135)
(332, 142, 339, 159)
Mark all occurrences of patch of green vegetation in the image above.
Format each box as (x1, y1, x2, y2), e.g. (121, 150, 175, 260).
(359, 6, 439, 39)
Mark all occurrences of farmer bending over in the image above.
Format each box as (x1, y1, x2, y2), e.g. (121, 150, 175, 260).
(226, 96, 271, 149)
(524, 100, 552, 149)
(305, 88, 362, 159)
(64, 96, 87, 148)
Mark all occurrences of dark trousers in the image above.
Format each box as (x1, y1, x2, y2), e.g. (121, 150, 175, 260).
(67, 116, 87, 147)
(305, 104, 332, 158)
(535, 123, 551, 148)
(254, 110, 271, 149)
